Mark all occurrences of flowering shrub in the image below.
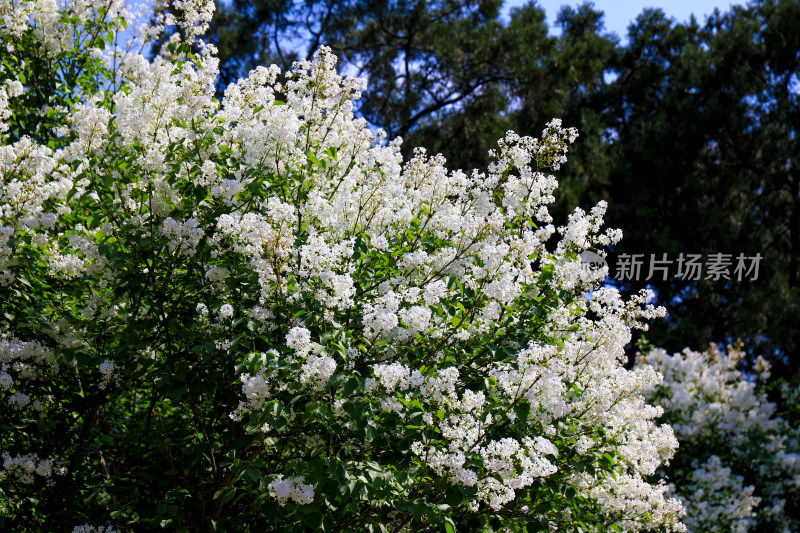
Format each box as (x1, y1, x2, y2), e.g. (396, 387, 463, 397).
(0, 0, 687, 530)
(639, 345, 800, 532)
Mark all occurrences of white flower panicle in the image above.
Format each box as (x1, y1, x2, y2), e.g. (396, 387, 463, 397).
(268, 475, 315, 506)
(639, 345, 800, 532)
(1, 452, 65, 484)
(0, 79, 23, 133)
(160, 217, 204, 256)
(0, 333, 59, 415)
(98, 359, 116, 389)
(300, 355, 337, 390)
(72, 526, 120, 533)
(285, 326, 312, 359)
(218, 303, 234, 321)
(680, 455, 760, 532)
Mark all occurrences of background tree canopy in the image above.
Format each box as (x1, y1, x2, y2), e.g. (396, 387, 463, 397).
(203, 0, 800, 379)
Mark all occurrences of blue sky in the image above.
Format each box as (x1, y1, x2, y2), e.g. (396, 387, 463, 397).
(503, 0, 741, 41)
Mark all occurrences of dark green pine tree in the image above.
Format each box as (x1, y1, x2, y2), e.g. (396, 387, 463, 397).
(587, 1, 800, 380)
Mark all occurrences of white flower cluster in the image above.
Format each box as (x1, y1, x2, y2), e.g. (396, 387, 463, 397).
(0, 333, 58, 412)
(48, 251, 85, 279)
(68, 97, 112, 154)
(0, 79, 23, 133)
(640, 345, 800, 532)
(98, 359, 116, 389)
(218, 303, 234, 321)
(0, 135, 67, 229)
(213, 211, 294, 303)
(283, 326, 311, 357)
(72, 526, 120, 533)
(230, 349, 285, 419)
(168, 0, 214, 42)
(268, 475, 315, 506)
(241, 374, 269, 403)
(160, 217, 204, 256)
(1, 452, 64, 484)
(681, 455, 760, 532)
(642, 346, 780, 438)
(299, 355, 337, 390)
(2, 0, 124, 55)
(476, 436, 559, 510)
(581, 474, 686, 532)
